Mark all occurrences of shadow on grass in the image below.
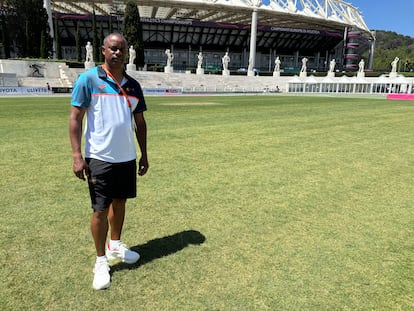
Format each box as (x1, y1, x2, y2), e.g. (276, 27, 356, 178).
(111, 229, 206, 273)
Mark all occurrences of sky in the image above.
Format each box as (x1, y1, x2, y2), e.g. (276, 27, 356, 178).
(349, 0, 414, 38)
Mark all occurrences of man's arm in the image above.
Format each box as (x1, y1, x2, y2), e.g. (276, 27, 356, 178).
(134, 112, 149, 176)
(69, 106, 88, 180)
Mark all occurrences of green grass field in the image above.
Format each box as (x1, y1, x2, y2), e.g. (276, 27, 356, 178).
(1, 94, 413, 310)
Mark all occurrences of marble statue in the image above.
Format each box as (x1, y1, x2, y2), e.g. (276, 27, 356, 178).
(300, 57, 308, 73)
(358, 59, 365, 73)
(274, 56, 281, 72)
(165, 49, 174, 67)
(391, 57, 399, 73)
(84, 41, 95, 69)
(329, 59, 336, 73)
(357, 58, 365, 78)
(222, 52, 230, 71)
(197, 52, 203, 69)
(196, 51, 204, 75)
(129, 46, 136, 65)
(126, 45, 137, 71)
(85, 41, 93, 62)
(164, 49, 174, 73)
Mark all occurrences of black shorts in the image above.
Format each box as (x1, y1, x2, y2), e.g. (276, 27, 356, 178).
(86, 158, 137, 211)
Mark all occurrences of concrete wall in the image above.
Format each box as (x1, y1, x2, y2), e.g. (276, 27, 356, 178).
(0, 59, 67, 78)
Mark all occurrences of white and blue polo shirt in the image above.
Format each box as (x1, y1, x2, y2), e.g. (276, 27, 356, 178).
(71, 66, 147, 163)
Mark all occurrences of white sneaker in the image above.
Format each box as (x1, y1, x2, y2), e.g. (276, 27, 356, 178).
(93, 260, 110, 290)
(106, 242, 140, 264)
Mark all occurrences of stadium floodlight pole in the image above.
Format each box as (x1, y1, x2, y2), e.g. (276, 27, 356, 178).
(247, 1, 261, 77)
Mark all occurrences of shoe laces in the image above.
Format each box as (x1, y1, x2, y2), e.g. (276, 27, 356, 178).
(117, 243, 129, 252)
(109, 242, 129, 251)
(109, 242, 129, 253)
(94, 261, 110, 273)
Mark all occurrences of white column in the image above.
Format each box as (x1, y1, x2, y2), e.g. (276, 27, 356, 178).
(247, 8, 258, 77)
(368, 31, 376, 70)
(188, 44, 191, 68)
(268, 48, 272, 72)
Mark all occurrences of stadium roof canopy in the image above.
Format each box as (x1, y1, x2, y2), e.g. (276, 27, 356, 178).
(48, 0, 374, 39)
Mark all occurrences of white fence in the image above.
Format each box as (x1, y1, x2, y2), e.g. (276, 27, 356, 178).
(287, 75, 414, 94)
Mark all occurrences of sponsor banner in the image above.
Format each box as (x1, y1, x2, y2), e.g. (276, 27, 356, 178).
(140, 17, 337, 36)
(0, 86, 49, 95)
(387, 94, 414, 101)
(141, 17, 193, 26)
(143, 88, 183, 95)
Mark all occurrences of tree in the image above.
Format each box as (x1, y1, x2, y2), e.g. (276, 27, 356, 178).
(54, 17, 62, 59)
(75, 21, 81, 62)
(92, 10, 99, 62)
(360, 30, 414, 71)
(5, 0, 52, 58)
(40, 30, 46, 58)
(0, 3, 12, 58)
(99, 21, 104, 63)
(122, 1, 145, 68)
(108, 14, 113, 34)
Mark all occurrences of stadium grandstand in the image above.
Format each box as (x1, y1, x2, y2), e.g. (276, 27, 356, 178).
(45, 0, 375, 74)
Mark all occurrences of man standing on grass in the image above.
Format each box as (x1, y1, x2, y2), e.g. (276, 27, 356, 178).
(69, 33, 149, 290)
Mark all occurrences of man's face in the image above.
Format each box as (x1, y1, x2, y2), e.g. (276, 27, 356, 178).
(102, 35, 127, 67)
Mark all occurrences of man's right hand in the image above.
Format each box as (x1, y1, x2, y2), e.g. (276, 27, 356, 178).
(73, 156, 88, 181)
